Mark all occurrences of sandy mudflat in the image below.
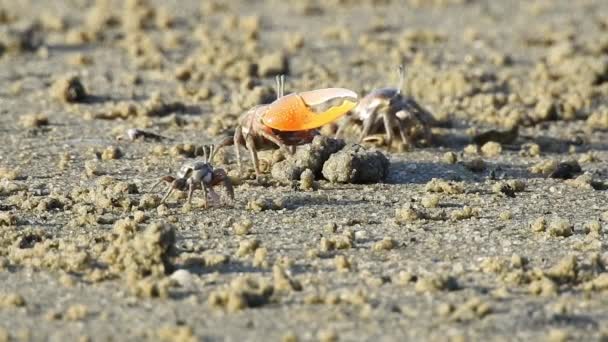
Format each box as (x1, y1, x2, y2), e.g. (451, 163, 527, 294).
(1, 0, 608, 341)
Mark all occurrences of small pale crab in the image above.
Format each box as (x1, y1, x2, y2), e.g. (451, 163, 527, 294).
(151, 145, 234, 208)
(335, 66, 435, 149)
(224, 76, 358, 179)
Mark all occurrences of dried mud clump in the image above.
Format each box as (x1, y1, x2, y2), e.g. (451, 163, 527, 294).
(0, 23, 43, 55)
(530, 216, 547, 233)
(442, 151, 457, 164)
(299, 168, 316, 190)
(565, 174, 608, 191)
(492, 180, 526, 197)
(424, 178, 464, 194)
(0, 167, 20, 180)
(448, 297, 492, 322)
(101, 220, 176, 296)
(233, 219, 253, 235)
(473, 126, 518, 146)
(258, 52, 289, 76)
(587, 106, 608, 130)
(0, 293, 25, 308)
(20, 114, 49, 128)
(480, 141, 502, 157)
(52, 76, 88, 103)
(395, 205, 425, 223)
(271, 136, 345, 181)
(246, 198, 283, 212)
(322, 144, 389, 183)
(372, 237, 397, 251)
(529, 160, 559, 176)
(415, 274, 459, 293)
(547, 218, 574, 237)
(100, 146, 123, 160)
(208, 276, 274, 312)
(272, 265, 302, 292)
(450, 206, 478, 221)
(141, 96, 187, 117)
(94, 96, 186, 120)
(0, 212, 17, 226)
(156, 325, 196, 342)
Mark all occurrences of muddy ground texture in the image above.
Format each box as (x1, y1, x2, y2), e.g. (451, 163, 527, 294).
(1, 0, 608, 341)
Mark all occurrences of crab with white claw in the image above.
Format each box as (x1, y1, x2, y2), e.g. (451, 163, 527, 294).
(150, 145, 234, 208)
(219, 75, 358, 180)
(335, 66, 435, 149)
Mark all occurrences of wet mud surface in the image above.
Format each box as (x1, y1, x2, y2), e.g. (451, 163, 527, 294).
(1, 0, 608, 340)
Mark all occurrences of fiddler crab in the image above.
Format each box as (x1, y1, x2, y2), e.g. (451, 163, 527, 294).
(335, 66, 435, 149)
(225, 75, 358, 179)
(151, 145, 234, 208)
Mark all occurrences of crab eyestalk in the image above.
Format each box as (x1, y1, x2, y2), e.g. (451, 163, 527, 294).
(261, 88, 358, 132)
(396, 64, 405, 96)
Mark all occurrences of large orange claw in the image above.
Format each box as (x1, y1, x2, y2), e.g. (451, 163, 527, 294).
(261, 88, 358, 131)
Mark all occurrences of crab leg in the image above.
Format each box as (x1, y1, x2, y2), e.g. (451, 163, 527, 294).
(334, 116, 354, 139)
(234, 126, 244, 174)
(150, 179, 164, 192)
(382, 110, 396, 147)
(161, 186, 174, 204)
(200, 181, 208, 209)
(187, 182, 196, 204)
(275, 75, 285, 98)
(359, 106, 379, 142)
(151, 176, 174, 192)
(245, 134, 261, 179)
(259, 130, 293, 156)
(395, 113, 411, 146)
(212, 168, 235, 202)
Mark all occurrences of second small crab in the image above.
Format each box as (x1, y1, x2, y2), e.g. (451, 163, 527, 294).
(335, 66, 436, 150)
(151, 145, 234, 208)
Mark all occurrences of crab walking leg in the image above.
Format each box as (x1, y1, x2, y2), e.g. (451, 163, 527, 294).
(258, 129, 293, 156)
(213, 135, 234, 151)
(151, 176, 174, 192)
(275, 75, 285, 98)
(334, 116, 354, 139)
(200, 181, 209, 209)
(213, 169, 235, 201)
(150, 178, 164, 192)
(358, 107, 380, 142)
(187, 181, 196, 205)
(245, 134, 261, 179)
(161, 185, 175, 204)
(382, 110, 396, 147)
(395, 113, 411, 146)
(207, 186, 220, 204)
(233, 126, 244, 174)
(396, 65, 405, 95)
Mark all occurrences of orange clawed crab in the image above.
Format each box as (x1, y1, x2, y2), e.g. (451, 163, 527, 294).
(225, 76, 358, 179)
(335, 66, 435, 149)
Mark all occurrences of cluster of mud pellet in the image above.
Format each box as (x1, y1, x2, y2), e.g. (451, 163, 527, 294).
(0, 218, 177, 298)
(271, 136, 390, 184)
